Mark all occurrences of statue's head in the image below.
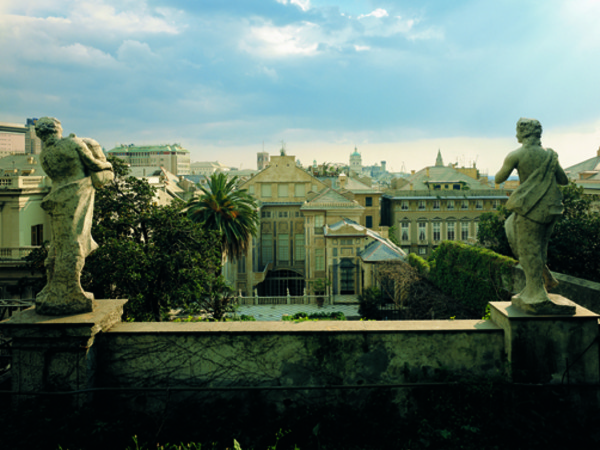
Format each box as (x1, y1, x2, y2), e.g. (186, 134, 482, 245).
(516, 118, 542, 143)
(35, 117, 63, 140)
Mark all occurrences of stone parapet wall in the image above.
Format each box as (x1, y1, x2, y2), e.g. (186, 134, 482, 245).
(96, 320, 504, 411)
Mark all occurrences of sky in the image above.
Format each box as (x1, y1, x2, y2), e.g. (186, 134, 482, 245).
(1, 0, 600, 175)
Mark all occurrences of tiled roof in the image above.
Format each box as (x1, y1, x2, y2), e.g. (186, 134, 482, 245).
(0, 154, 46, 174)
(360, 239, 406, 262)
(301, 188, 364, 210)
(325, 218, 406, 262)
(400, 165, 483, 190)
(565, 155, 600, 178)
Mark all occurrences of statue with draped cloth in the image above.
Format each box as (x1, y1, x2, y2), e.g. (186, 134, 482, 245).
(495, 118, 575, 315)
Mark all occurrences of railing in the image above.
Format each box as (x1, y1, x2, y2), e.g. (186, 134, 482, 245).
(234, 294, 329, 306)
(0, 176, 46, 189)
(0, 298, 34, 321)
(385, 189, 510, 199)
(0, 247, 40, 260)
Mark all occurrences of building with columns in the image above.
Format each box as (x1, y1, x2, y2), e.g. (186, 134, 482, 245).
(226, 153, 404, 300)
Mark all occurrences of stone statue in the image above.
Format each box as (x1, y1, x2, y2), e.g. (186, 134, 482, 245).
(495, 118, 574, 315)
(34, 117, 114, 315)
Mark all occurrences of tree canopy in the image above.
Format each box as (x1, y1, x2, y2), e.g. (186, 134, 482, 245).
(477, 182, 600, 283)
(186, 172, 259, 260)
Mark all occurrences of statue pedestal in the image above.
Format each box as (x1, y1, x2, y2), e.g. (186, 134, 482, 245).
(490, 300, 599, 384)
(0, 300, 127, 406)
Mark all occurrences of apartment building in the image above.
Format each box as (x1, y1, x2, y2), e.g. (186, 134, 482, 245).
(381, 152, 509, 257)
(108, 144, 191, 175)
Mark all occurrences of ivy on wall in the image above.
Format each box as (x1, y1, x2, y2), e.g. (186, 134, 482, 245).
(407, 253, 430, 276)
(427, 241, 517, 315)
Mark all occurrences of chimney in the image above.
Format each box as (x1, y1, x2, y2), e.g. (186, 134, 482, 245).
(411, 170, 415, 175)
(426, 167, 430, 177)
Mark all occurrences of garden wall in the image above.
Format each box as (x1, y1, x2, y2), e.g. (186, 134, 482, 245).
(95, 319, 504, 412)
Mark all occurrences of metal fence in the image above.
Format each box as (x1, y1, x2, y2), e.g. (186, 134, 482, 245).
(234, 294, 329, 306)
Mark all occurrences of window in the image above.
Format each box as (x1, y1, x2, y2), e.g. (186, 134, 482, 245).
(418, 222, 427, 241)
(261, 234, 273, 263)
(341, 238, 353, 245)
(261, 184, 272, 197)
(31, 224, 43, 246)
(315, 249, 325, 271)
(447, 200, 455, 210)
(294, 234, 305, 261)
(278, 211, 288, 218)
(433, 200, 440, 210)
(401, 201, 409, 211)
(295, 211, 301, 218)
(365, 196, 373, 207)
(278, 234, 290, 261)
(433, 222, 440, 241)
(401, 222, 409, 241)
(314, 215, 324, 228)
(237, 257, 246, 274)
(261, 211, 271, 219)
(248, 185, 255, 195)
(447, 222, 455, 240)
(476, 200, 483, 210)
(461, 222, 469, 240)
(453, 184, 461, 190)
(278, 183, 288, 198)
(461, 200, 469, 210)
(295, 183, 305, 197)
(418, 247, 427, 255)
(492, 200, 499, 210)
(366, 215, 373, 228)
(418, 200, 426, 210)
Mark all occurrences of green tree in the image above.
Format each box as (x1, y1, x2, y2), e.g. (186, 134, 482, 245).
(186, 172, 259, 261)
(26, 157, 224, 321)
(478, 182, 600, 282)
(476, 205, 512, 257)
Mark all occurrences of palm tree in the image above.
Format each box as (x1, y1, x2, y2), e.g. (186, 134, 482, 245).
(186, 172, 259, 260)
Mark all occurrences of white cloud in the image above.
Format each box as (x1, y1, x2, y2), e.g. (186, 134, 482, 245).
(276, 0, 311, 12)
(243, 21, 320, 57)
(71, 2, 182, 35)
(59, 43, 118, 67)
(354, 45, 370, 52)
(117, 40, 158, 64)
(358, 9, 389, 19)
(261, 66, 279, 80)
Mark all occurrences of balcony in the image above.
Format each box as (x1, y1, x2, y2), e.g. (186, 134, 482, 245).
(0, 247, 39, 261)
(0, 176, 47, 189)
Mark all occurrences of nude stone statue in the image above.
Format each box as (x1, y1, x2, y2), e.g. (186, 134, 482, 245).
(495, 118, 575, 315)
(34, 117, 114, 315)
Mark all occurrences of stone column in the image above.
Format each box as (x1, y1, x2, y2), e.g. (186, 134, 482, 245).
(0, 299, 127, 406)
(490, 300, 599, 384)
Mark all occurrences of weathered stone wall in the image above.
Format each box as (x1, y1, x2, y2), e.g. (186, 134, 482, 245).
(96, 320, 504, 411)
